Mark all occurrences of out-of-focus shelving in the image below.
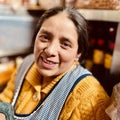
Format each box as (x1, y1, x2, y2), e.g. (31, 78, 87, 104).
(77, 9, 120, 74)
(0, 14, 37, 58)
(27, 8, 120, 22)
(0, 49, 32, 58)
(1, 8, 120, 59)
(78, 9, 120, 22)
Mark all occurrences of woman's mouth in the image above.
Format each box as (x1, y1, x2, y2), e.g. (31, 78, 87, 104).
(40, 57, 58, 69)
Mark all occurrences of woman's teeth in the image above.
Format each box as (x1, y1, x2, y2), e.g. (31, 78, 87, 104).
(43, 58, 56, 64)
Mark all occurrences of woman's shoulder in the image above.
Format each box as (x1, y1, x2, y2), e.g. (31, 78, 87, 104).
(73, 75, 101, 91)
(72, 75, 110, 99)
(60, 75, 110, 120)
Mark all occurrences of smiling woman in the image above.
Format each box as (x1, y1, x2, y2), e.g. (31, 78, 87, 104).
(0, 6, 110, 120)
(34, 12, 79, 77)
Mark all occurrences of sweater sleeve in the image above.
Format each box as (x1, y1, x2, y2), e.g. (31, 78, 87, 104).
(59, 76, 111, 120)
(0, 70, 17, 103)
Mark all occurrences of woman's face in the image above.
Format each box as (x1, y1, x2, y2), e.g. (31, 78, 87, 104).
(34, 12, 81, 77)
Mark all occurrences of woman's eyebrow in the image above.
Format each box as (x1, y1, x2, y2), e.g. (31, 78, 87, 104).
(40, 29, 51, 35)
(61, 37, 72, 44)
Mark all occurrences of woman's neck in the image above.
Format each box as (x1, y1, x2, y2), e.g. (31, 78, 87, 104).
(40, 76, 56, 89)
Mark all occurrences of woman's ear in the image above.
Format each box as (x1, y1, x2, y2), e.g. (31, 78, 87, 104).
(75, 53, 81, 62)
(76, 53, 81, 60)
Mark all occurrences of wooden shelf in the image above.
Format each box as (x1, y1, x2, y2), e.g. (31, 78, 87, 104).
(78, 9, 120, 22)
(0, 49, 32, 58)
(27, 5, 41, 11)
(27, 8, 120, 22)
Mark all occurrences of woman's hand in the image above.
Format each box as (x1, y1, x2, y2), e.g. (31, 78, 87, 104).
(0, 113, 6, 120)
(0, 102, 14, 120)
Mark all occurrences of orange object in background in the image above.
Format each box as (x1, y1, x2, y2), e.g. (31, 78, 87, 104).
(0, 62, 15, 86)
(0, 56, 23, 92)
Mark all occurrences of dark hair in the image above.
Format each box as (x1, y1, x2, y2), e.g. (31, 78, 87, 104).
(32, 6, 89, 63)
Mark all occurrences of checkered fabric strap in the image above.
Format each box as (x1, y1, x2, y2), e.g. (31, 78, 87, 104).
(12, 54, 34, 107)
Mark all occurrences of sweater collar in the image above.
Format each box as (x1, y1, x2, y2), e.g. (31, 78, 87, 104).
(25, 63, 77, 94)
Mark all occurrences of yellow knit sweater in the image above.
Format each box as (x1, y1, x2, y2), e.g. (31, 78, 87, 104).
(0, 64, 110, 120)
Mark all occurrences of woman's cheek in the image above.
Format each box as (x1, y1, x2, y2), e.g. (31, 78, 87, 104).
(61, 53, 73, 63)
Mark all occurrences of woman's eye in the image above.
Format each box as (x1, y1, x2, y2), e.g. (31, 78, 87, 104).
(39, 34, 49, 41)
(62, 41, 71, 48)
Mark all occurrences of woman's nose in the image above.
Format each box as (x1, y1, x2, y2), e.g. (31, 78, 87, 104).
(44, 42, 58, 56)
